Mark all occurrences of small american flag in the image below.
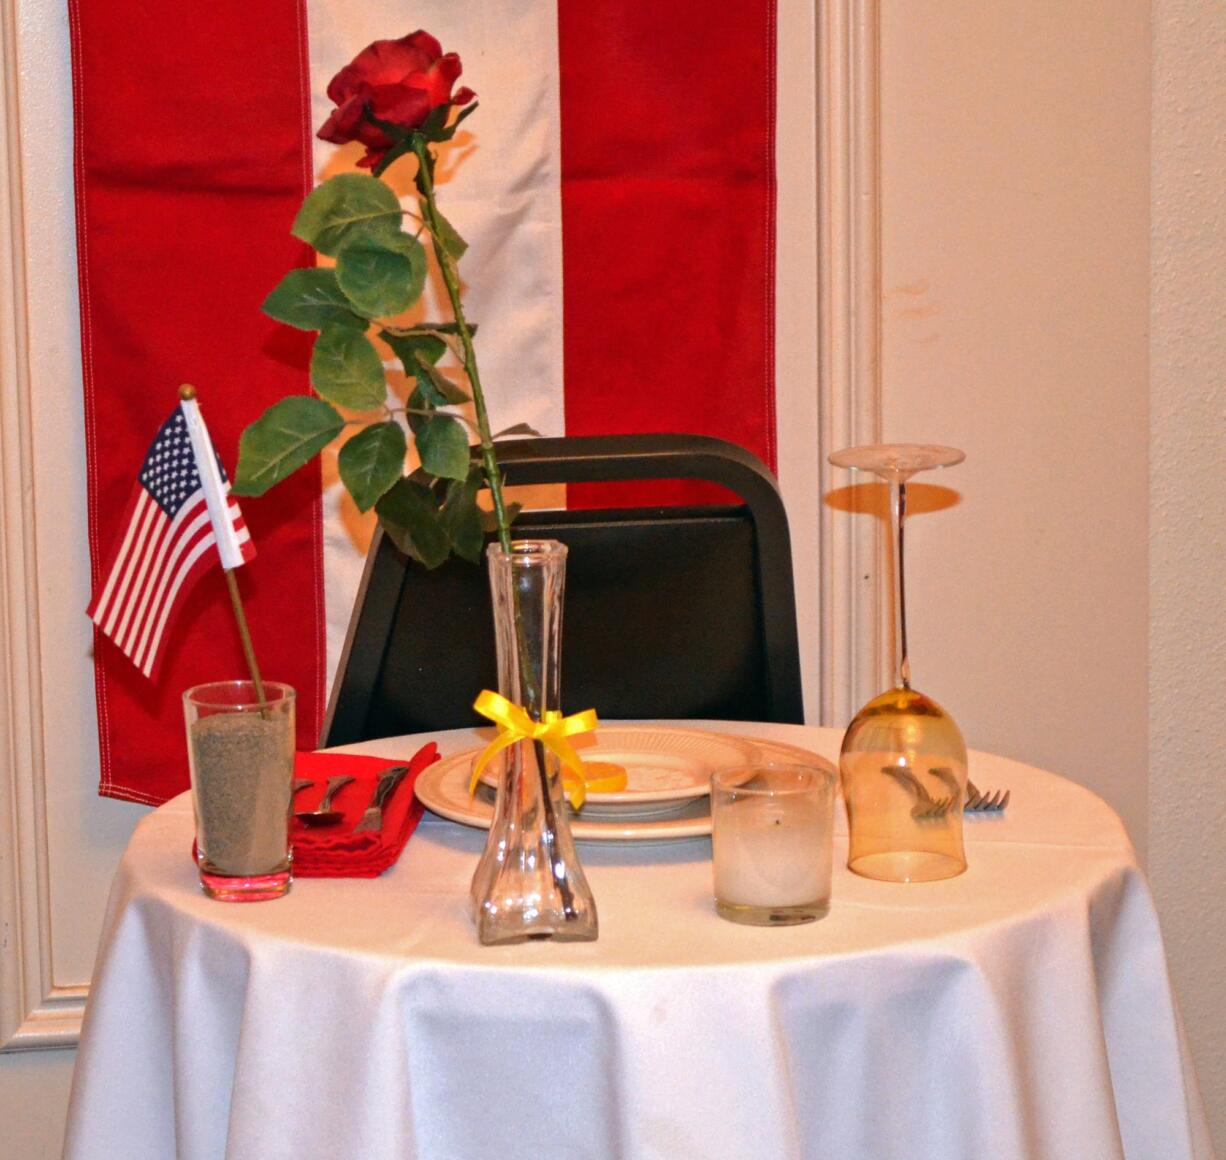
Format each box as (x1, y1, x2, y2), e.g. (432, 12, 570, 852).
(87, 396, 255, 678)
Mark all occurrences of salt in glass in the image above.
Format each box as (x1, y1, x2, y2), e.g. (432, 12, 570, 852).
(183, 681, 295, 901)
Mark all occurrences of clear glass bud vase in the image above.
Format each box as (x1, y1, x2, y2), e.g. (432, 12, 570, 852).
(470, 539, 598, 944)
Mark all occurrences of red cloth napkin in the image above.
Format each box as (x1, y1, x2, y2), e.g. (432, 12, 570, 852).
(290, 743, 439, 878)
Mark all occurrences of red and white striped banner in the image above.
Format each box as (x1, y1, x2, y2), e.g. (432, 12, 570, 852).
(70, 0, 777, 804)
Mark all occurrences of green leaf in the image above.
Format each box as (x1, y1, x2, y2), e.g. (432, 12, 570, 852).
(375, 478, 451, 569)
(335, 233, 427, 319)
(381, 328, 447, 371)
(262, 268, 367, 331)
(426, 204, 468, 261)
(479, 501, 522, 533)
(441, 469, 484, 562)
(406, 383, 435, 435)
(292, 173, 403, 257)
(310, 326, 387, 410)
(416, 413, 471, 481)
(232, 396, 344, 496)
(493, 422, 543, 438)
(414, 354, 470, 405)
(337, 422, 406, 512)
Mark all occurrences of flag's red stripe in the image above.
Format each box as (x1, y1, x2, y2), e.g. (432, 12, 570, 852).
(70, 0, 320, 803)
(99, 495, 159, 639)
(557, 1, 777, 506)
(85, 486, 143, 621)
(126, 500, 211, 668)
(138, 511, 214, 667)
(141, 527, 220, 679)
(113, 506, 173, 655)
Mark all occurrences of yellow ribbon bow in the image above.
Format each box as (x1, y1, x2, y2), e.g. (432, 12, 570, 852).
(469, 689, 605, 809)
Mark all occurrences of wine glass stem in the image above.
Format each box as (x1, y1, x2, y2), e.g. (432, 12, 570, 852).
(891, 479, 911, 690)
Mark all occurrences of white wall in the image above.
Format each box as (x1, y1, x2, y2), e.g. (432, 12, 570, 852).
(878, 0, 1224, 1143)
(878, 1, 1151, 860)
(1150, 0, 1226, 1145)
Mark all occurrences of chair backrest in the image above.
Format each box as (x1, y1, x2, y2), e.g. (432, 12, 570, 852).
(321, 434, 805, 746)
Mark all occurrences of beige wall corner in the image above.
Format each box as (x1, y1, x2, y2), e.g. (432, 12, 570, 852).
(878, 3, 1151, 858)
(1151, 0, 1226, 1147)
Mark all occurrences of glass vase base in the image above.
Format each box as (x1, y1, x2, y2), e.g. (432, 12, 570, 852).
(199, 864, 292, 902)
(848, 850, 966, 884)
(715, 899, 829, 926)
(477, 921, 599, 946)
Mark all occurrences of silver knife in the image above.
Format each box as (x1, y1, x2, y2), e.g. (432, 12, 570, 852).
(352, 765, 411, 833)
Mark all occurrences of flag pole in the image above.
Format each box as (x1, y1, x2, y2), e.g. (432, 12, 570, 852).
(223, 569, 266, 704)
(178, 384, 266, 704)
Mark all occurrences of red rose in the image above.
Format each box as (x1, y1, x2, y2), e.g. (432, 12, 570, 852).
(318, 30, 476, 169)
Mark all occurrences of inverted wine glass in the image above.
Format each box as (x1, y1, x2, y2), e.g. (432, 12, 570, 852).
(829, 443, 968, 883)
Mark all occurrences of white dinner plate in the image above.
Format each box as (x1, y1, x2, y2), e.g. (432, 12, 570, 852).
(475, 726, 763, 808)
(418, 730, 834, 841)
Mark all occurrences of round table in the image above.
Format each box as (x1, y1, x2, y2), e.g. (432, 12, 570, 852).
(64, 722, 1211, 1160)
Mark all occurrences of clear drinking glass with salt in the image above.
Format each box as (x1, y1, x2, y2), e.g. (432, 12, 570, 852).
(184, 680, 295, 902)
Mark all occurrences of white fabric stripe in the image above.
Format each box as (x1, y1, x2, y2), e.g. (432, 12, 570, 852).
(307, 1, 565, 695)
(180, 397, 248, 569)
(228, 501, 253, 553)
(129, 501, 213, 673)
(137, 523, 219, 676)
(98, 493, 158, 637)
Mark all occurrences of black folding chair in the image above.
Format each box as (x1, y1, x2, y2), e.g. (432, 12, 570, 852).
(321, 434, 804, 746)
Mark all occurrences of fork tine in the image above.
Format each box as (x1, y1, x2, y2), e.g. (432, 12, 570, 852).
(963, 785, 1011, 812)
(914, 794, 955, 820)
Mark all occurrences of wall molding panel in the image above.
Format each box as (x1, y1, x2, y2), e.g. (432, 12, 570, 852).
(0, 0, 86, 1053)
(817, 0, 886, 728)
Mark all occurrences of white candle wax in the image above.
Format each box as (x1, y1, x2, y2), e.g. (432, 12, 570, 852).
(713, 795, 832, 908)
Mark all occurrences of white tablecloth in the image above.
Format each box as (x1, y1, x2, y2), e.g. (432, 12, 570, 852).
(64, 722, 1213, 1160)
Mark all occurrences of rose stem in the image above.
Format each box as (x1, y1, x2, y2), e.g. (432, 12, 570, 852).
(401, 130, 575, 917)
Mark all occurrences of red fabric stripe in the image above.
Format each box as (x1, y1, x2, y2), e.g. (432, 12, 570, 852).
(70, 0, 322, 803)
(558, 0, 777, 506)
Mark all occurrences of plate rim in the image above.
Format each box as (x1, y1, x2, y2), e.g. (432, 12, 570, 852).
(417, 729, 835, 842)
(475, 724, 765, 805)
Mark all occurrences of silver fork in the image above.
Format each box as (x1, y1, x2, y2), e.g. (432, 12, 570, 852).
(881, 765, 956, 820)
(352, 765, 411, 833)
(965, 779, 1010, 812)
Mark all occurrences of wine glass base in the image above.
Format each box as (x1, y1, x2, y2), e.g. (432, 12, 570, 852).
(828, 442, 965, 481)
(848, 850, 966, 884)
